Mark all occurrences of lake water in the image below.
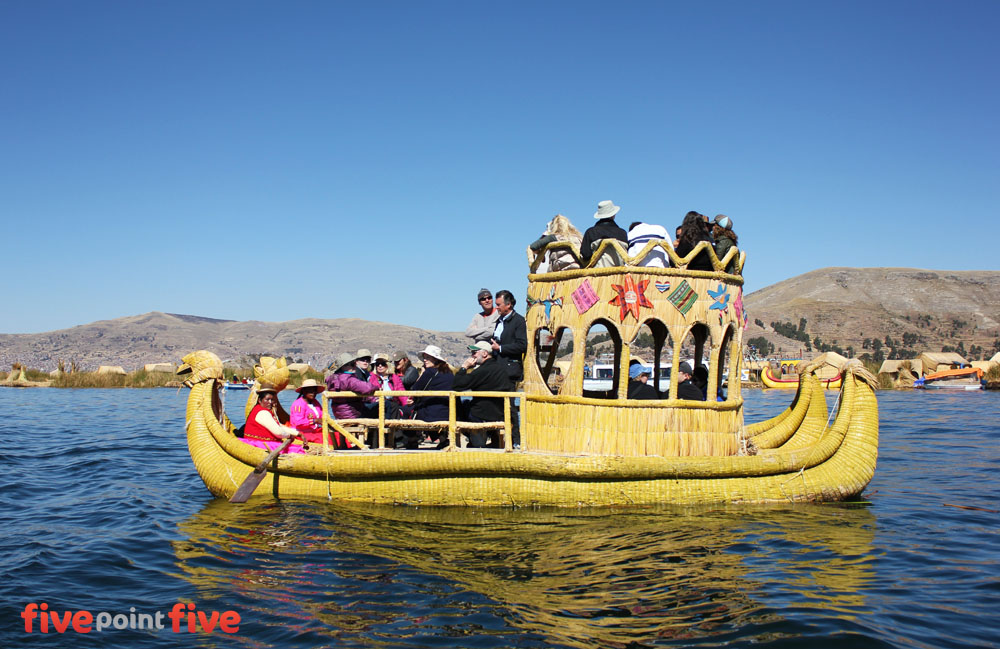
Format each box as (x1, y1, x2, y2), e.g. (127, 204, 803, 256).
(1, 387, 997, 648)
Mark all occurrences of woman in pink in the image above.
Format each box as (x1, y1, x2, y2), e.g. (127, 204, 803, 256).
(242, 387, 306, 454)
(288, 379, 326, 445)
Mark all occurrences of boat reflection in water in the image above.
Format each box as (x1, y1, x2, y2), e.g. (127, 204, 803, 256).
(174, 501, 876, 647)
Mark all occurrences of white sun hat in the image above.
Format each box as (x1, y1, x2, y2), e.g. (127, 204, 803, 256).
(594, 200, 621, 219)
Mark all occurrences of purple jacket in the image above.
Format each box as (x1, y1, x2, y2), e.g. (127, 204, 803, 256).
(325, 371, 375, 419)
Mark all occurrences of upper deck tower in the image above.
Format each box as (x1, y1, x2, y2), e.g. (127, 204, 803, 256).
(521, 238, 747, 457)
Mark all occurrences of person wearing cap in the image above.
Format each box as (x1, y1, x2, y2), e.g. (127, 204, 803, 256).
(406, 345, 455, 448)
(627, 364, 658, 400)
(675, 361, 706, 401)
(453, 340, 514, 448)
(324, 352, 376, 424)
(289, 379, 328, 445)
(675, 211, 714, 272)
(711, 214, 739, 274)
(579, 200, 628, 267)
(465, 289, 501, 343)
(393, 351, 419, 389)
(242, 387, 307, 454)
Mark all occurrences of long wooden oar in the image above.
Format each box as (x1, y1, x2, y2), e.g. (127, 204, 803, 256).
(229, 437, 295, 503)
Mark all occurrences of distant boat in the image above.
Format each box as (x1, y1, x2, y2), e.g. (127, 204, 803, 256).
(223, 382, 250, 390)
(915, 367, 983, 391)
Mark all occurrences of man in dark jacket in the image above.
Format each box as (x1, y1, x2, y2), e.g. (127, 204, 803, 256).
(675, 361, 705, 401)
(453, 341, 514, 447)
(579, 200, 628, 266)
(627, 364, 658, 400)
(490, 289, 526, 446)
(490, 290, 527, 382)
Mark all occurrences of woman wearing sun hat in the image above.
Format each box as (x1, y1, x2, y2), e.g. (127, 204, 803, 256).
(289, 378, 329, 445)
(405, 345, 454, 448)
(711, 214, 739, 274)
(242, 386, 307, 454)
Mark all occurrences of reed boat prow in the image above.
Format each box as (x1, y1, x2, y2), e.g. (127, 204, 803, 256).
(178, 236, 879, 506)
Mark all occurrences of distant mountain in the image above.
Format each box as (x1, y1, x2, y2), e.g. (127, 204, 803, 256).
(0, 312, 470, 371)
(743, 268, 1000, 360)
(4, 267, 999, 371)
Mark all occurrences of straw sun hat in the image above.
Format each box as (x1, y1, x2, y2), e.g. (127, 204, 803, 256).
(334, 352, 356, 372)
(295, 378, 325, 393)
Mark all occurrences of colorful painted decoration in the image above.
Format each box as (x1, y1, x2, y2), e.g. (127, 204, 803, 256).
(527, 286, 563, 321)
(708, 284, 730, 311)
(734, 289, 746, 329)
(571, 279, 600, 314)
(654, 281, 671, 293)
(608, 274, 653, 322)
(667, 280, 698, 316)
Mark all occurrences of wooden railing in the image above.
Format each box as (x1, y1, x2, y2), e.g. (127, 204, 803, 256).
(321, 389, 525, 452)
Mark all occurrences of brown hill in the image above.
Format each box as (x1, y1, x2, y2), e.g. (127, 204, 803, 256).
(743, 268, 1000, 360)
(0, 312, 471, 371)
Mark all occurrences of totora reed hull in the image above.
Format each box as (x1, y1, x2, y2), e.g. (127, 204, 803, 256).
(183, 366, 878, 506)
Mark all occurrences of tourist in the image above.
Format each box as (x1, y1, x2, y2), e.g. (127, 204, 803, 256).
(674, 211, 714, 271)
(241, 387, 306, 454)
(453, 341, 514, 447)
(368, 352, 406, 420)
(627, 220, 670, 267)
(491, 290, 527, 382)
(289, 379, 329, 446)
(491, 289, 527, 447)
(675, 362, 705, 400)
(407, 345, 454, 448)
(528, 214, 583, 273)
(627, 364, 658, 400)
(353, 348, 373, 383)
(579, 200, 628, 267)
(325, 352, 376, 421)
(711, 214, 739, 274)
(465, 289, 500, 343)
(394, 351, 419, 389)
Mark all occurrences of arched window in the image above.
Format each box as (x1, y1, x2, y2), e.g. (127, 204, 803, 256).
(633, 319, 671, 397)
(583, 320, 621, 399)
(535, 326, 573, 395)
(677, 323, 712, 401)
(716, 324, 737, 401)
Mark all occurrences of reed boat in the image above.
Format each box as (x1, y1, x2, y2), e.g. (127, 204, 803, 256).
(761, 366, 842, 390)
(178, 238, 879, 506)
(761, 353, 844, 390)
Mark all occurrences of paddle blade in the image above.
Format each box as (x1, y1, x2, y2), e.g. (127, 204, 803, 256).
(229, 468, 267, 503)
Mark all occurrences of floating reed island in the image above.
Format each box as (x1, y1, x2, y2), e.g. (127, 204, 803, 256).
(179, 238, 880, 506)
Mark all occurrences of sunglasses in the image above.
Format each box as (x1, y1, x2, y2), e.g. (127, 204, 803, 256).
(375, 361, 388, 367)
(479, 296, 492, 302)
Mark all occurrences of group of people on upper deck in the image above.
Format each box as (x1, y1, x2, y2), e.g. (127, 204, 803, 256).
(528, 200, 739, 274)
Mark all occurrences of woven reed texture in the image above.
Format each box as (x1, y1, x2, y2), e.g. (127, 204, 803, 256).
(184, 367, 878, 505)
(521, 255, 746, 456)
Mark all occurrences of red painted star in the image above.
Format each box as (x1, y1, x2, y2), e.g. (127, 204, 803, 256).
(609, 275, 653, 322)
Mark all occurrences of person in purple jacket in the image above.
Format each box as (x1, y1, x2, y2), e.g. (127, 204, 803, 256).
(325, 352, 376, 422)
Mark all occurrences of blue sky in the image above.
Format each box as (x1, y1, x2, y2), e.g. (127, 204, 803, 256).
(2, 1, 997, 334)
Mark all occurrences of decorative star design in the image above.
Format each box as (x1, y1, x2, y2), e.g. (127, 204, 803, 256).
(708, 284, 730, 311)
(609, 275, 653, 322)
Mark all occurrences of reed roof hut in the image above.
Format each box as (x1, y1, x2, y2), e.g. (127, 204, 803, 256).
(805, 351, 848, 380)
(97, 365, 127, 375)
(877, 359, 921, 388)
(916, 352, 968, 375)
(144, 362, 176, 373)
